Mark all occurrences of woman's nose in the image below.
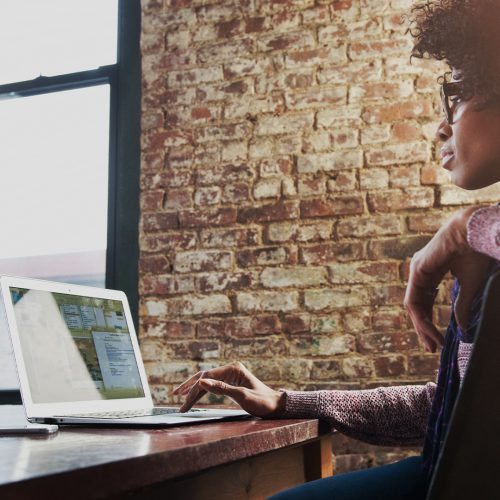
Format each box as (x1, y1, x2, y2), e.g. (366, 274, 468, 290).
(435, 117, 452, 142)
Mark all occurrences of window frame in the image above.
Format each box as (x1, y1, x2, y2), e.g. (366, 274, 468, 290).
(0, 0, 141, 327)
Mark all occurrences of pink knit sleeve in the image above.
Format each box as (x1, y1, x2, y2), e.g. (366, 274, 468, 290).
(467, 206, 500, 260)
(280, 383, 436, 447)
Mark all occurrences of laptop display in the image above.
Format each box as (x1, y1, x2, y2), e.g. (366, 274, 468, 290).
(9, 287, 144, 404)
(0, 275, 248, 425)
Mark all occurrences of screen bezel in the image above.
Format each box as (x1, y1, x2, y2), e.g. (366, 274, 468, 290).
(0, 275, 154, 418)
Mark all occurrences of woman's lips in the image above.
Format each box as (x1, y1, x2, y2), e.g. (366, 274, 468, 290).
(441, 151, 454, 169)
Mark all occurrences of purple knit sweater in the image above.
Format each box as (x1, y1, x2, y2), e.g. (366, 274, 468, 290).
(280, 206, 500, 447)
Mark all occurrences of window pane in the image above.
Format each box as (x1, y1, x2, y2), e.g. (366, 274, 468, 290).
(0, 84, 110, 286)
(0, 0, 118, 85)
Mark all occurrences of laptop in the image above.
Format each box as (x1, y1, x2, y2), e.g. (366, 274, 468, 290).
(0, 275, 248, 426)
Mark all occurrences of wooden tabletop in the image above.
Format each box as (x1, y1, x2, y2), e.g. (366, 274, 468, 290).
(0, 417, 327, 500)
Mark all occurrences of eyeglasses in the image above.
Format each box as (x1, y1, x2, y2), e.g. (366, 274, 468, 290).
(440, 81, 464, 124)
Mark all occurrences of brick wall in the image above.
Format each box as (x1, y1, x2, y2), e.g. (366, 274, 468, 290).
(139, 0, 500, 473)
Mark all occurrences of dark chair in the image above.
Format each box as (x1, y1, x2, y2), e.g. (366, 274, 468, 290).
(426, 269, 500, 499)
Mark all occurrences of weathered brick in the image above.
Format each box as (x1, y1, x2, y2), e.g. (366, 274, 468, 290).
(289, 335, 355, 356)
(197, 272, 255, 293)
(198, 38, 255, 64)
(200, 227, 260, 248)
(362, 99, 434, 124)
(141, 233, 197, 253)
(142, 212, 179, 232)
(389, 165, 421, 188)
(284, 47, 346, 69)
(349, 39, 411, 60)
(179, 207, 237, 228)
(328, 261, 399, 284)
(357, 331, 420, 354)
(374, 354, 407, 377)
(238, 201, 300, 223)
(197, 318, 226, 338)
(139, 255, 171, 274)
(359, 168, 390, 190)
(350, 81, 413, 103)
(304, 287, 370, 311)
(236, 291, 299, 313)
(366, 142, 430, 167)
(167, 66, 224, 88)
(283, 314, 311, 334)
(141, 274, 196, 296)
(318, 61, 382, 85)
(261, 267, 328, 288)
(327, 170, 358, 193)
(251, 315, 282, 335)
(408, 354, 440, 377)
(285, 86, 347, 110)
(253, 178, 282, 199)
(311, 314, 342, 334)
(267, 221, 333, 243)
(301, 242, 365, 264)
(167, 294, 232, 316)
(225, 337, 287, 358)
(367, 188, 434, 212)
(300, 196, 364, 218)
(439, 183, 500, 205)
(407, 212, 452, 233)
(174, 250, 232, 273)
(368, 235, 432, 260)
(255, 112, 314, 136)
(336, 215, 401, 238)
(257, 30, 316, 52)
(237, 246, 292, 267)
(297, 151, 363, 173)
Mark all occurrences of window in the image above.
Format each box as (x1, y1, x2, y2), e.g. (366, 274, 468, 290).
(0, 0, 140, 395)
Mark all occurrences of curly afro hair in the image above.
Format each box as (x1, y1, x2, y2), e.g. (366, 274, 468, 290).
(408, 0, 500, 103)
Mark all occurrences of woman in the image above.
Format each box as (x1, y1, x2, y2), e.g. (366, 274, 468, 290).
(174, 1, 500, 498)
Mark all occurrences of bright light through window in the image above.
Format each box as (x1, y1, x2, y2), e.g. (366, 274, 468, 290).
(0, 0, 118, 85)
(0, 85, 109, 261)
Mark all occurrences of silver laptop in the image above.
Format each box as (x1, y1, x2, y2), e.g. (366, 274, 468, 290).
(0, 275, 248, 425)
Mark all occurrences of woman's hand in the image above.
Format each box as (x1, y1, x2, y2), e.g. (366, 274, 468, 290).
(405, 207, 493, 352)
(173, 362, 286, 417)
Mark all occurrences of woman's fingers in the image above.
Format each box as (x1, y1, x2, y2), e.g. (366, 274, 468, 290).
(173, 370, 205, 396)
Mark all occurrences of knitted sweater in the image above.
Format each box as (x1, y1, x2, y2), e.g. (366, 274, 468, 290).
(280, 206, 500, 447)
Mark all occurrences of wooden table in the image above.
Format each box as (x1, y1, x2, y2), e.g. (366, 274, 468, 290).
(0, 417, 333, 500)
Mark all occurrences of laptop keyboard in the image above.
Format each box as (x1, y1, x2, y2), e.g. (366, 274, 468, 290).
(69, 407, 207, 419)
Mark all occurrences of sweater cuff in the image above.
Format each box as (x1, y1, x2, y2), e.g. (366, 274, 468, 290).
(281, 390, 321, 418)
(466, 206, 500, 260)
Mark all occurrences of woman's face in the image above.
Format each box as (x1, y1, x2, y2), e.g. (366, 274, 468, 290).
(436, 72, 500, 190)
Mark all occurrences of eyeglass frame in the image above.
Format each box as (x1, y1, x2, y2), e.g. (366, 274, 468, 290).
(440, 81, 464, 124)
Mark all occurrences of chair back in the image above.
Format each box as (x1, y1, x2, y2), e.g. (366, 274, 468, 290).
(426, 270, 500, 499)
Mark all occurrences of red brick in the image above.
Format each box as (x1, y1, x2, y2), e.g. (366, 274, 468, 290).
(367, 188, 434, 212)
(197, 319, 226, 338)
(225, 337, 287, 358)
(301, 242, 365, 264)
(362, 99, 434, 124)
(174, 250, 232, 273)
(141, 233, 197, 254)
(368, 235, 432, 260)
(216, 18, 244, 38)
(141, 191, 164, 211)
(197, 163, 253, 186)
(300, 196, 364, 218)
(142, 212, 179, 232)
(374, 355, 407, 377)
(257, 30, 315, 52)
(237, 201, 300, 223)
(357, 331, 420, 354)
(197, 272, 254, 293)
(164, 188, 193, 209)
(225, 317, 253, 338)
(179, 208, 237, 228)
(139, 255, 171, 274)
(245, 16, 267, 33)
(141, 275, 196, 296)
(200, 228, 260, 248)
(283, 314, 311, 334)
(336, 215, 401, 238)
(251, 315, 282, 335)
(408, 354, 440, 377)
(237, 247, 292, 267)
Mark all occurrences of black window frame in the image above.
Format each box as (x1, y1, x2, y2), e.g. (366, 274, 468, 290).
(0, 0, 141, 404)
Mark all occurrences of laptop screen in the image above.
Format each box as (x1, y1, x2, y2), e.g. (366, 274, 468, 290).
(9, 287, 145, 404)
